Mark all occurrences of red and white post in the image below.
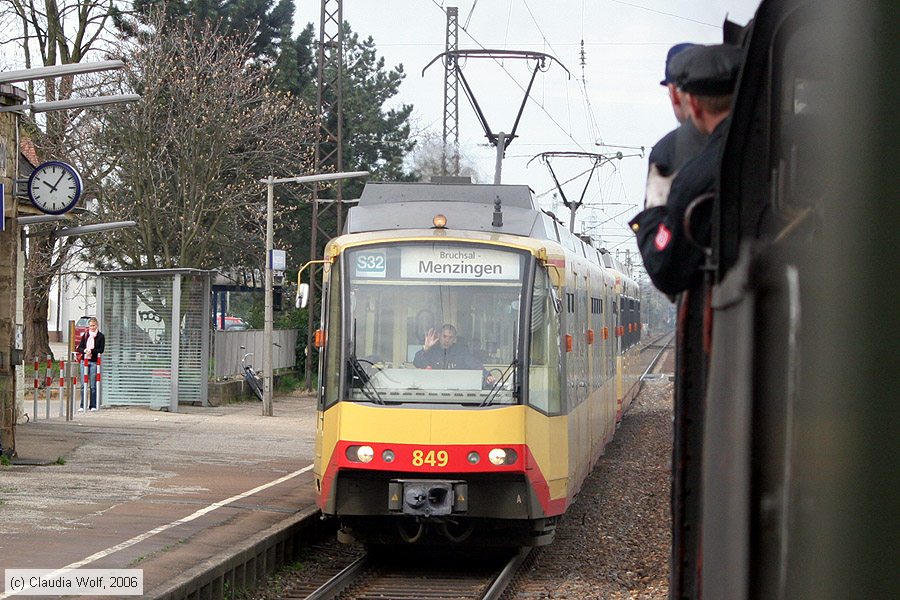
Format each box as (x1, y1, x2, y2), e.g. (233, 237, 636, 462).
(96, 356, 102, 409)
(70, 355, 79, 418)
(45, 355, 52, 419)
(58, 360, 65, 417)
(33, 356, 39, 419)
(82, 357, 90, 412)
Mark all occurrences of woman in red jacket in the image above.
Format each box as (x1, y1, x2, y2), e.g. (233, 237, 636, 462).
(75, 317, 105, 411)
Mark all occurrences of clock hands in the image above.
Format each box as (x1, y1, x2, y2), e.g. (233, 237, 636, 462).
(41, 171, 67, 193)
(29, 162, 81, 214)
(51, 171, 66, 191)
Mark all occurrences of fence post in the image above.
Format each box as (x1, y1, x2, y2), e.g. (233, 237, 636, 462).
(96, 356, 102, 408)
(68, 354, 78, 420)
(82, 357, 89, 412)
(45, 355, 52, 419)
(58, 360, 65, 417)
(33, 356, 39, 420)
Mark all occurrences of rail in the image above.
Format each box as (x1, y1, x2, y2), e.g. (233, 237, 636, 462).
(482, 547, 532, 600)
(297, 547, 529, 600)
(639, 330, 675, 389)
(304, 554, 370, 600)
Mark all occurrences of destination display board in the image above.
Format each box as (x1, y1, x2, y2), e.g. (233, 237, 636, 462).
(399, 246, 520, 280)
(351, 245, 523, 281)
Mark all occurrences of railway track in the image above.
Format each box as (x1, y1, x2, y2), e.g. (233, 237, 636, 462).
(283, 547, 531, 600)
(151, 332, 674, 600)
(639, 330, 675, 384)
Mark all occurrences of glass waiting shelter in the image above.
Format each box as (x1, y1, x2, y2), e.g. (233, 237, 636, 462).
(98, 269, 212, 411)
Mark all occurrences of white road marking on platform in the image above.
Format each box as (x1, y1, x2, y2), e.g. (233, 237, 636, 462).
(0, 464, 313, 599)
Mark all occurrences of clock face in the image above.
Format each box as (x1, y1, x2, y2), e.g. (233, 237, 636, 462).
(28, 161, 82, 215)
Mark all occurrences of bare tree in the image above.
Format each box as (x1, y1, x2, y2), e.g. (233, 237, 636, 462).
(406, 132, 483, 183)
(3, 0, 122, 360)
(4, 2, 314, 358)
(86, 12, 316, 272)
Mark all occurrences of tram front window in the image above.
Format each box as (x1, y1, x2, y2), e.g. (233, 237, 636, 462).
(342, 243, 527, 405)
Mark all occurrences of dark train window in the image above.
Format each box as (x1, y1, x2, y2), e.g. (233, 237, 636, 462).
(591, 297, 602, 314)
(771, 13, 834, 219)
(566, 292, 575, 313)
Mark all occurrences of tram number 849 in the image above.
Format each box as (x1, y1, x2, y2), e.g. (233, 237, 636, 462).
(412, 449, 449, 467)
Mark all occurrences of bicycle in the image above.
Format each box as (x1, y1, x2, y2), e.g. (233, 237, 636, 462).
(240, 346, 264, 401)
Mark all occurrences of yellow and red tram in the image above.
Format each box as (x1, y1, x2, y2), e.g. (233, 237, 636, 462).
(311, 182, 643, 545)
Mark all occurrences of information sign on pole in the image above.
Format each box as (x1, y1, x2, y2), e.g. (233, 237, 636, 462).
(269, 249, 286, 271)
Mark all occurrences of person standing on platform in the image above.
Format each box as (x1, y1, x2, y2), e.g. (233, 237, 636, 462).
(76, 317, 105, 411)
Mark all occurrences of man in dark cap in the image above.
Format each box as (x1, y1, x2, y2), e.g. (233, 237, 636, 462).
(647, 43, 708, 182)
(630, 43, 744, 294)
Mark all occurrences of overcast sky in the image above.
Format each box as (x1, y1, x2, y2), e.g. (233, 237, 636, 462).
(295, 0, 761, 265)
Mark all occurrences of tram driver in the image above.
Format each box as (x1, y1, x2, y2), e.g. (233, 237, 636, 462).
(413, 324, 496, 385)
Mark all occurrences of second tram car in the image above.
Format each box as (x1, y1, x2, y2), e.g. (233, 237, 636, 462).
(311, 182, 643, 545)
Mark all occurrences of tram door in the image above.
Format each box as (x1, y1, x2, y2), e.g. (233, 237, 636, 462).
(570, 269, 590, 484)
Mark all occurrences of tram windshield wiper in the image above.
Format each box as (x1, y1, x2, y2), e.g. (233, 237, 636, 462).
(348, 318, 385, 404)
(348, 356, 385, 404)
(480, 359, 517, 407)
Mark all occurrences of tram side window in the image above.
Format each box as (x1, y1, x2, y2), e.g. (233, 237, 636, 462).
(529, 266, 561, 414)
(323, 262, 343, 408)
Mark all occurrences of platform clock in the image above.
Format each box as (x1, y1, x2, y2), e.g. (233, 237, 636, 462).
(27, 161, 83, 215)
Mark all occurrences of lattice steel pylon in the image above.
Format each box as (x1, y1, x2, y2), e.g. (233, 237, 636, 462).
(306, 0, 345, 390)
(442, 6, 459, 176)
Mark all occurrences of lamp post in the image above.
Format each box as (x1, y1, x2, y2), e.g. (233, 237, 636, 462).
(259, 170, 368, 416)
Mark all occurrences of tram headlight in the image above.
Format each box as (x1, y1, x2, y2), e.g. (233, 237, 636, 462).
(433, 214, 447, 228)
(346, 445, 375, 463)
(356, 445, 374, 463)
(467, 451, 480, 465)
(488, 448, 519, 466)
(382, 449, 396, 463)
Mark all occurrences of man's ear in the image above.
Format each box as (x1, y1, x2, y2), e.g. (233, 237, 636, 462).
(686, 93, 702, 122)
(686, 93, 708, 132)
(668, 84, 684, 114)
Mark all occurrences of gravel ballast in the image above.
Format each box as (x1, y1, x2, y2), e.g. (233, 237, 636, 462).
(505, 376, 674, 599)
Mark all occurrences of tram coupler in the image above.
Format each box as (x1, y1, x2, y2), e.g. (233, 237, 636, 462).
(389, 480, 467, 516)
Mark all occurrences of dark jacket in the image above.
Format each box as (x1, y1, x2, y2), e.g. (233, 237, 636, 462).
(630, 118, 729, 295)
(648, 119, 707, 177)
(413, 343, 482, 370)
(76, 331, 105, 363)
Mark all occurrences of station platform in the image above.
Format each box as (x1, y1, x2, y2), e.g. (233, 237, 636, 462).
(0, 393, 320, 598)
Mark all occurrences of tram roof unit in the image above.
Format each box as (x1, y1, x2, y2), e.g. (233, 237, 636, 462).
(346, 182, 559, 241)
(344, 182, 634, 281)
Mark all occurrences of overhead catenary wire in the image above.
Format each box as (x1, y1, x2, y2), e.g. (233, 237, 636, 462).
(428, 0, 643, 249)
(606, 0, 721, 28)
(428, 0, 588, 152)
(426, 1, 687, 154)
(521, 0, 602, 147)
